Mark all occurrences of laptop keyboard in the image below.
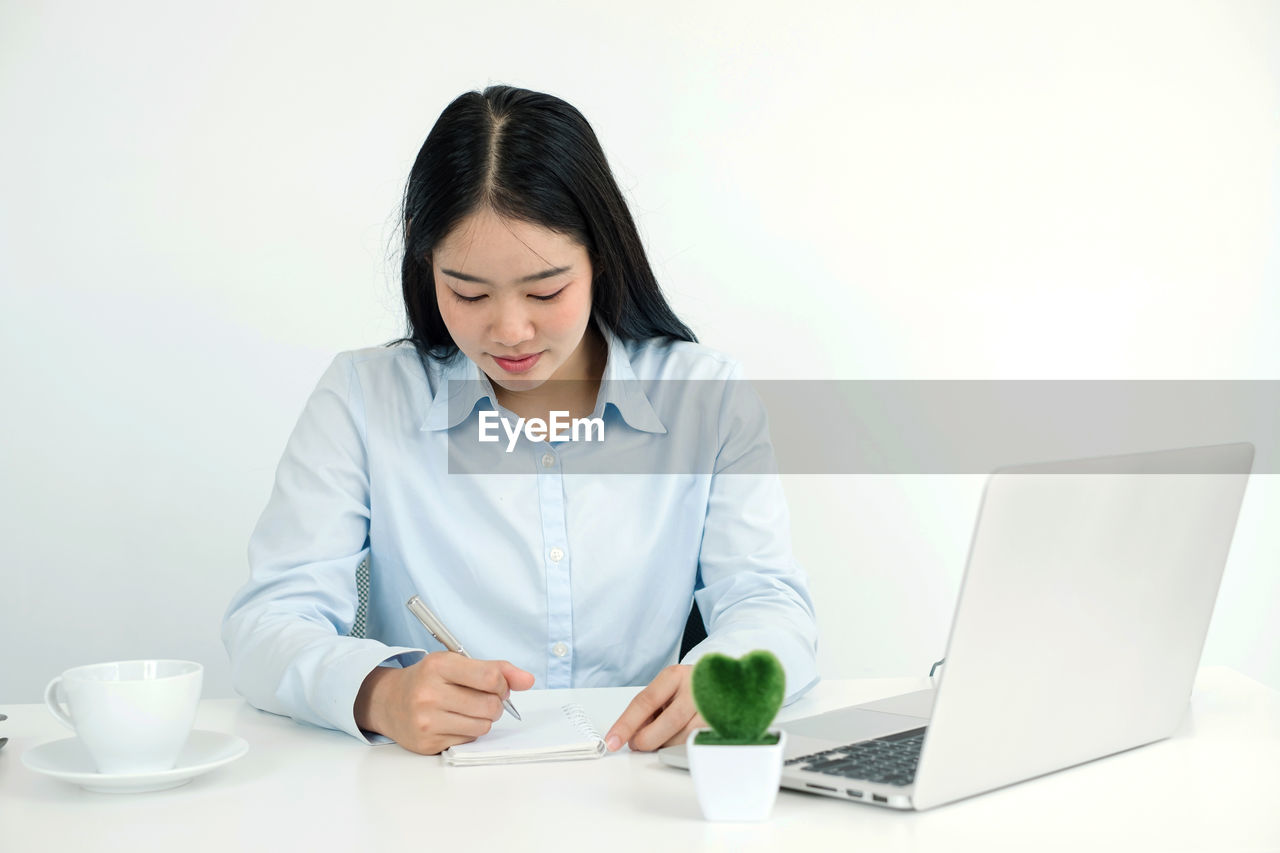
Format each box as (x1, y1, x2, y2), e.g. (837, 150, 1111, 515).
(786, 726, 927, 787)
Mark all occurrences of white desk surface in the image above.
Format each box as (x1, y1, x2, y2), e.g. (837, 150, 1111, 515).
(2, 667, 1277, 852)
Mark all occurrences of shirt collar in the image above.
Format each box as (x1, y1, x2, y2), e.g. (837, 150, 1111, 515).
(420, 323, 667, 434)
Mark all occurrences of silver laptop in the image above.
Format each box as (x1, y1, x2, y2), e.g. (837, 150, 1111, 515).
(660, 442, 1254, 810)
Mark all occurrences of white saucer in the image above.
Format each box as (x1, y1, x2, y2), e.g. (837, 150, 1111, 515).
(21, 730, 249, 794)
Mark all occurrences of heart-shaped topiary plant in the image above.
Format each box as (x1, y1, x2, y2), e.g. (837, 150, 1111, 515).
(690, 650, 785, 745)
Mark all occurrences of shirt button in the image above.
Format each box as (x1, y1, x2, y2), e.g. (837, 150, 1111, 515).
(549, 547, 565, 563)
(541, 453, 556, 468)
(552, 642, 569, 658)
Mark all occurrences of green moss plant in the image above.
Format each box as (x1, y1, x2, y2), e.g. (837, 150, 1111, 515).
(690, 650, 785, 746)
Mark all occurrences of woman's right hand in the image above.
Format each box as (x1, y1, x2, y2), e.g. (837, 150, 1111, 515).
(354, 651, 535, 754)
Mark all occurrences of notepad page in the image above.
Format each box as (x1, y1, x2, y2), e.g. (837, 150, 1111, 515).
(443, 701, 605, 765)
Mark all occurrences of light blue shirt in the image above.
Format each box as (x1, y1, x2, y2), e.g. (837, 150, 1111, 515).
(222, 325, 819, 743)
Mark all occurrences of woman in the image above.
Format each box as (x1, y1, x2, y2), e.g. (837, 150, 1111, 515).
(222, 85, 818, 755)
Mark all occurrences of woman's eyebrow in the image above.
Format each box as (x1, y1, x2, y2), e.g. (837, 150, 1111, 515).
(439, 265, 572, 285)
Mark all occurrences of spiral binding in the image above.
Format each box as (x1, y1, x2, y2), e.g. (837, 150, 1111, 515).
(561, 703, 602, 741)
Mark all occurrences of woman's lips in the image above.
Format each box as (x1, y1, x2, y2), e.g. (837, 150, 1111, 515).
(491, 351, 543, 373)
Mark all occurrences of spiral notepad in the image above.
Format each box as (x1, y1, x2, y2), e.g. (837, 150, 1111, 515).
(442, 701, 606, 766)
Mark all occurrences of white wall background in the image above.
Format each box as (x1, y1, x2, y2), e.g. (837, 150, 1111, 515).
(2, 0, 1277, 703)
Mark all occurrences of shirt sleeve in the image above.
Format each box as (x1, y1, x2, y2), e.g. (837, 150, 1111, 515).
(221, 352, 426, 743)
(681, 362, 820, 705)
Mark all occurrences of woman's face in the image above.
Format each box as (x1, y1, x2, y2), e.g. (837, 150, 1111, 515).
(433, 207, 596, 392)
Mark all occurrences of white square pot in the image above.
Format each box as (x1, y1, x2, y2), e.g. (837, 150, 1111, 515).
(685, 728, 787, 821)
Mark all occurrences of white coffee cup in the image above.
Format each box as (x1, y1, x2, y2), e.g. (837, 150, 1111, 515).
(44, 660, 202, 774)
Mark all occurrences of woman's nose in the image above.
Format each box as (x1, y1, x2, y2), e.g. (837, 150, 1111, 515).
(490, 302, 534, 348)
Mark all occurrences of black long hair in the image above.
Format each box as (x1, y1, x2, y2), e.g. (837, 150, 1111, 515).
(393, 85, 696, 360)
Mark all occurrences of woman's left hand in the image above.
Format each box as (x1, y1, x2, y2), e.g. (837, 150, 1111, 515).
(604, 664, 705, 752)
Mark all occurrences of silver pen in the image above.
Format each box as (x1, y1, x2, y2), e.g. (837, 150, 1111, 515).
(406, 594, 522, 721)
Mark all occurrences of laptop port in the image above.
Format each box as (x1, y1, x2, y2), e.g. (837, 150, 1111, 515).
(805, 783, 838, 792)
(846, 789, 864, 798)
(872, 794, 888, 804)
